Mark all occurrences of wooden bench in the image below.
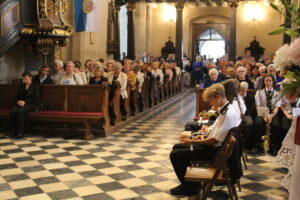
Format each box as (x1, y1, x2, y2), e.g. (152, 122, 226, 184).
(0, 84, 109, 140)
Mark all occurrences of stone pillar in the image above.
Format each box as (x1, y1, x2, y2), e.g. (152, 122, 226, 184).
(283, 1, 291, 44)
(175, 3, 184, 68)
(126, 2, 136, 60)
(228, 1, 239, 61)
(114, 4, 121, 60)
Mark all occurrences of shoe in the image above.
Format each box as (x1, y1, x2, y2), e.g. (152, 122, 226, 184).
(110, 121, 116, 126)
(13, 131, 24, 139)
(121, 117, 126, 121)
(250, 146, 263, 155)
(170, 184, 198, 196)
(10, 130, 17, 138)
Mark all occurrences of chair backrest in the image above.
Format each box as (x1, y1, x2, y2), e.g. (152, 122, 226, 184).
(212, 134, 236, 176)
(211, 130, 233, 166)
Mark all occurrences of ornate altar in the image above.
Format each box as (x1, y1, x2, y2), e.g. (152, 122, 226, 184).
(20, 0, 72, 66)
(161, 38, 175, 59)
(245, 36, 265, 62)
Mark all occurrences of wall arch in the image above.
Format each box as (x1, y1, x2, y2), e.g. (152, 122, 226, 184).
(188, 14, 230, 60)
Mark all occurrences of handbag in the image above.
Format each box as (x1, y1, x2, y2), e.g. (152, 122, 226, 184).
(34, 103, 50, 112)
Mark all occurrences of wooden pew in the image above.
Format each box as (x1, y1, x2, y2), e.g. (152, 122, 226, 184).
(0, 84, 109, 140)
(142, 76, 151, 110)
(163, 78, 170, 100)
(195, 85, 211, 117)
(112, 84, 121, 123)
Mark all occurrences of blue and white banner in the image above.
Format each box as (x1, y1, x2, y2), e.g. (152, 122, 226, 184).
(74, 0, 101, 32)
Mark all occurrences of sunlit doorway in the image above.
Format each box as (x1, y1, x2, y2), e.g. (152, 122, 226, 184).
(197, 27, 225, 62)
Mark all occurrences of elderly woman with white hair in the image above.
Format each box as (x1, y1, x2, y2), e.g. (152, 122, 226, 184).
(89, 65, 108, 85)
(255, 65, 267, 89)
(52, 60, 64, 84)
(203, 68, 221, 88)
(236, 66, 254, 89)
(107, 62, 128, 124)
(59, 61, 83, 85)
(192, 55, 204, 85)
(267, 64, 284, 90)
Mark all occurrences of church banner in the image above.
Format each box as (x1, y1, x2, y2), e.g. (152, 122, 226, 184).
(74, 0, 101, 32)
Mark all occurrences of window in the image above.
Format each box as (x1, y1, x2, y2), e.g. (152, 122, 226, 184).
(198, 27, 225, 62)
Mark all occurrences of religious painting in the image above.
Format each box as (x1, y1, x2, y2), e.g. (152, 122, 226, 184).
(0, 2, 20, 37)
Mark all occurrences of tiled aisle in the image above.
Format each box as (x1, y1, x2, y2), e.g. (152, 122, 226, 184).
(0, 90, 288, 200)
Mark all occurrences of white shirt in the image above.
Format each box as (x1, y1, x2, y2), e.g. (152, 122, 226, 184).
(52, 71, 64, 85)
(231, 99, 242, 117)
(281, 97, 300, 114)
(151, 69, 164, 85)
(237, 94, 247, 115)
(208, 102, 241, 146)
(107, 72, 128, 99)
(136, 71, 144, 93)
(175, 66, 182, 78)
(255, 88, 282, 109)
(60, 73, 83, 85)
(182, 60, 191, 72)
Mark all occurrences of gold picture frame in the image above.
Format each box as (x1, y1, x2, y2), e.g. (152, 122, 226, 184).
(0, 2, 20, 37)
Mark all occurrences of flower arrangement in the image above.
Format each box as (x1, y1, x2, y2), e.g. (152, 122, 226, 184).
(269, 0, 300, 99)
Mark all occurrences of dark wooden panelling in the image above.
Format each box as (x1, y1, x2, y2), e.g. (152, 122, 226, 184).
(67, 86, 104, 112)
(0, 84, 19, 109)
(39, 85, 66, 111)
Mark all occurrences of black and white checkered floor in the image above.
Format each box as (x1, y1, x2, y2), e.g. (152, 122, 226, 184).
(0, 90, 288, 200)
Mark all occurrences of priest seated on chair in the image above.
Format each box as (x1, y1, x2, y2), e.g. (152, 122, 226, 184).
(169, 83, 241, 196)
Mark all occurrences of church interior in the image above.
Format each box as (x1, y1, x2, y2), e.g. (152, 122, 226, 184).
(0, 0, 298, 199)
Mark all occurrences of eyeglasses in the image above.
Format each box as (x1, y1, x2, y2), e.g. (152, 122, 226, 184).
(237, 71, 244, 73)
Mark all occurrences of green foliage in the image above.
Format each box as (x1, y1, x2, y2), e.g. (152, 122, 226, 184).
(282, 66, 300, 96)
(268, 0, 300, 37)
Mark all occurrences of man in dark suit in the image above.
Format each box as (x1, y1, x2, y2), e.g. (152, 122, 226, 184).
(238, 81, 257, 150)
(32, 66, 53, 84)
(11, 72, 39, 139)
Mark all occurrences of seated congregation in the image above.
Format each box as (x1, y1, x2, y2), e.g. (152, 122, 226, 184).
(0, 50, 299, 199)
(0, 56, 183, 140)
(168, 57, 299, 197)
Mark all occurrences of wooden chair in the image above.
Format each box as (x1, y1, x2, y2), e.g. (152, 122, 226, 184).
(185, 134, 238, 200)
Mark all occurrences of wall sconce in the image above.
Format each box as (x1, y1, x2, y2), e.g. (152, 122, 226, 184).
(162, 5, 176, 22)
(244, 2, 264, 21)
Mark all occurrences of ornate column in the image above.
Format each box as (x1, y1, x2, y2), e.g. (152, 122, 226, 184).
(126, 2, 136, 60)
(175, 3, 184, 68)
(228, 0, 239, 61)
(114, 4, 121, 60)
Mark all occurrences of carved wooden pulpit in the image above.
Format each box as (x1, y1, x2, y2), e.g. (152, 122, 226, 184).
(245, 36, 265, 62)
(20, 0, 72, 66)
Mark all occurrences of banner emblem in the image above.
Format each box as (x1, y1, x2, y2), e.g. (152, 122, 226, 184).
(82, 0, 95, 14)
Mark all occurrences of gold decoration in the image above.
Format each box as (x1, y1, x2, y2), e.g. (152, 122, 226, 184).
(47, 0, 59, 13)
(39, 0, 47, 18)
(175, 2, 185, 10)
(20, 27, 71, 37)
(126, 2, 136, 11)
(227, 0, 239, 9)
(60, 0, 67, 13)
(262, 123, 271, 154)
